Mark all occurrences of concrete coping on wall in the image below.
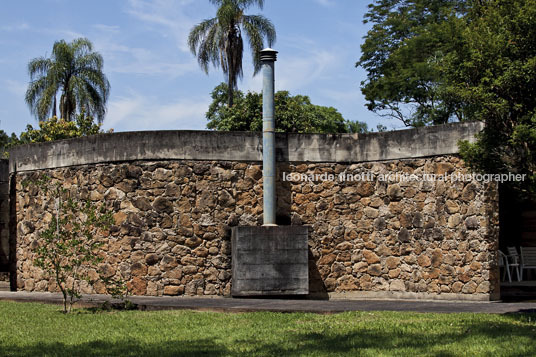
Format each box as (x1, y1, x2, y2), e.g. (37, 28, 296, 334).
(8, 121, 484, 173)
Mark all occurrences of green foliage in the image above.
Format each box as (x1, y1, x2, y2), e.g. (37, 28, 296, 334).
(25, 37, 110, 122)
(346, 120, 369, 134)
(2, 113, 107, 158)
(376, 124, 388, 132)
(446, 0, 536, 199)
(30, 175, 114, 313)
(357, 0, 468, 126)
(188, 0, 276, 106)
(0, 130, 19, 158)
(16, 113, 103, 145)
(100, 274, 134, 310)
(360, 0, 536, 198)
(206, 83, 368, 134)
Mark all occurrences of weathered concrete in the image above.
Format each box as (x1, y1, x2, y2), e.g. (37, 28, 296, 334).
(232, 226, 309, 296)
(8, 122, 484, 172)
(261, 48, 278, 225)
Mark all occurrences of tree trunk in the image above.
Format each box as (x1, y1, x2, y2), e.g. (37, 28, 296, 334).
(227, 71, 234, 107)
(52, 96, 57, 118)
(60, 94, 66, 120)
(60, 94, 75, 121)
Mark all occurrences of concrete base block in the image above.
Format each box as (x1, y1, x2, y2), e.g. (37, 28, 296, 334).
(231, 226, 309, 296)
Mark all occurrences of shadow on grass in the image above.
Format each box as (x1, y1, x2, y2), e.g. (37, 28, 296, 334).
(1, 313, 536, 356)
(244, 315, 536, 356)
(0, 339, 229, 357)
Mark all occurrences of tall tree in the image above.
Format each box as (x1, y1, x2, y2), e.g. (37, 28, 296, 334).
(188, 0, 276, 106)
(449, 0, 536, 199)
(357, 0, 468, 126)
(206, 83, 367, 133)
(25, 38, 110, 123)
(358, 0, 536, 197)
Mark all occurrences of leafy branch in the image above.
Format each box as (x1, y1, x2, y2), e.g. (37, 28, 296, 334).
(31, 175, 113, 313)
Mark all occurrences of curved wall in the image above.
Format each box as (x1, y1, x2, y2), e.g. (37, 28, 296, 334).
(9, 122, 484, 172)
(9, 122, 500, 300)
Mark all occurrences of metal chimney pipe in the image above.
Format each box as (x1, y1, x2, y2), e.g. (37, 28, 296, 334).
(260, 48, 278, 226)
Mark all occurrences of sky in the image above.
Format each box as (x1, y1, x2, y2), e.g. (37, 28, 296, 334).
(0, 0, 403, 136)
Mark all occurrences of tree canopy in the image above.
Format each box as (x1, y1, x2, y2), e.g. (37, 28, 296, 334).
(449, 0, 536, 199)
(206, 83, 367, 134)
(1, 113, 106, 157)
(359, 0, 536, 198)
(188, 0, 276, 106)
(0, 130, 18, 158)
(25, 38, 110, 123)
(16, 114, 104, 144)
(357, 0, 468, 126)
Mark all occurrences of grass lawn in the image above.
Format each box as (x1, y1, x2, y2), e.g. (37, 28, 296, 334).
(0, 300, 535, 356)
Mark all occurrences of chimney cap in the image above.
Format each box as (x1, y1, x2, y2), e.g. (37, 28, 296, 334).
(260, 48, 278, 62)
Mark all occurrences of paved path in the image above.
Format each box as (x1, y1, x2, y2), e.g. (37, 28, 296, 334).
(1, 291, 536, 314)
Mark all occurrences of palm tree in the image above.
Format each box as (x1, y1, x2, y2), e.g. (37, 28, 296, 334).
(25, 38, 110, 123)
(188, 0, 276, 106)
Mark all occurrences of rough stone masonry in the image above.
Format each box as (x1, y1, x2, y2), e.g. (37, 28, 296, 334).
(6, 121, 500, 301)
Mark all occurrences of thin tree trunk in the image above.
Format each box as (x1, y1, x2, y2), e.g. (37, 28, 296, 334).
(60, 94, 65, 120)
(52, 96, 57, 118)
(56, 266, 67, 313)
(228, 71, 234, 107)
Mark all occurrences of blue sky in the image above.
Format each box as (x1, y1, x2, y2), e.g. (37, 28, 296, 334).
(0, 0, 402, 135)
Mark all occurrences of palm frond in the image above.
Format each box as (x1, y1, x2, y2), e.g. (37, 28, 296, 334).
(188, 18, 218, 55)
(242, 15, 276, 73)
(242, 15, 275, 46)
(197, 21, 223, 73)
(36, 85, 58, 121)
(28, 58, 51, 79)
(25, 77, 48, 119)
(189, 0, 275, 105)
(210, 0, 265, 10)
(74, 52, 104, 76)
(25, 37, 110, 122)
(70, 38, 93, 57)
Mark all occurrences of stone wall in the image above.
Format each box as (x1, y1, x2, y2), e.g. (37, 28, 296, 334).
(15, 161, 245, 296)
(0, 159, 9, 275)
(13, 153, 499, 300)
(8, 123, 500, 300)
(286, 158, 499, 300)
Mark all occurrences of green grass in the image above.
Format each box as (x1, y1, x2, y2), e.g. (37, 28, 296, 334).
(0, 301, 535, 356)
